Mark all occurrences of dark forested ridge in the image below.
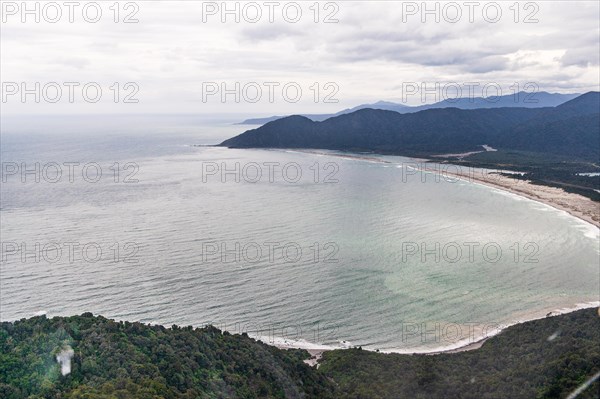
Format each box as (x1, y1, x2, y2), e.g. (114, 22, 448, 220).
(237, 92, 580, 125)
(1, 309, 599, 398)
(0, 313, 336, 398)
(319, 308, 600, 399)
(221, 92, 600, 162)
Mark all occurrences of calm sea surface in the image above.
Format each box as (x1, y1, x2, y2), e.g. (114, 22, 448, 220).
(1, 115, 598, 352)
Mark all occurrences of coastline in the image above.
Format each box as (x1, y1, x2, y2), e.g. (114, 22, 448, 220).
(290, 149, 600, 229)
(264, 148, 599, 363)
(272, 301, 600, 366)
(434, 166, 600, 229)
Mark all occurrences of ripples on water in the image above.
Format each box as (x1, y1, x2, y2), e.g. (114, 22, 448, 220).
(1, 120, 598, 352)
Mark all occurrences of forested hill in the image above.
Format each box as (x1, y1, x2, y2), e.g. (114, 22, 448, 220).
(1, 309, 599, 398)
(319, 308, 600, 399)
(220, 92, 600, 161)
(237, 92, 579, 125)
(0, 313, 336, 398)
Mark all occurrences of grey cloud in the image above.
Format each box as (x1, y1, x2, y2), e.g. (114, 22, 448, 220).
(559, 48, 600, 68)
(2, 1, 598, 115)
(240, 24, 305, 42)
(325, 36, 511, 69)
(49, 57, 91, 70)
(463, 56, 510, 74)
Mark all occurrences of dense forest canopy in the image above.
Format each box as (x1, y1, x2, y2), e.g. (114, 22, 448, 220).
(1, 308, 599, 398)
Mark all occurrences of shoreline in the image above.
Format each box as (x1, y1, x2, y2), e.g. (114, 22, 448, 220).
(435, 166, 600, 229)
(10, 304, 599, 367)
(261, 149, 600, 362)
(272, 302, 600, 366)
(289, 149, 600, 229)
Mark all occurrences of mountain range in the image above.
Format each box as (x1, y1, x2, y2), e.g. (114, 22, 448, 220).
(237, 92, 580, 125)
(221, 92, 600, 161)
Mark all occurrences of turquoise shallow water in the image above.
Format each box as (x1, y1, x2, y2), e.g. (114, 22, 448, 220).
(1, 119, 598, 352)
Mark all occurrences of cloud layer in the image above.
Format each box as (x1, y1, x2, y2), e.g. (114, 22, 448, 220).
(1, 1, 598, 114)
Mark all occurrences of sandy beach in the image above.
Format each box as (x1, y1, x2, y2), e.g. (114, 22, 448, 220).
(296, 149, 600, 229)
(278, 336, 490, 367)
(434, 166, 600, 228)
(274, 149, 599, 366)
(276, 301, 600, 368)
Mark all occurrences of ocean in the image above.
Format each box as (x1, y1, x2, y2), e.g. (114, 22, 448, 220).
(1, 114, 598, 352)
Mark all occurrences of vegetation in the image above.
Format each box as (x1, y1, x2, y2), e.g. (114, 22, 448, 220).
(221, 92, 599, 160)
(319, 308, 600, 399)
(1, 309, 599, 398)
(221, 92, 600, 196)
(453, 149, 600, 201)
(237, 91, 579, 125)
(0, 313, 336, 398)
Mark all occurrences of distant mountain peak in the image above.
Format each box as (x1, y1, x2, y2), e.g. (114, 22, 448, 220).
(222, 93, 599, 162)
(235, 92, 582, 125)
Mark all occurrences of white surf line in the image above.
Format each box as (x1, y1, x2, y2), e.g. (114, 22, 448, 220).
(254, 302, 600, 356)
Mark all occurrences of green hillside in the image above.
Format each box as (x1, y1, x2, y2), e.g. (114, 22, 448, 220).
(1, 309, 599, 398)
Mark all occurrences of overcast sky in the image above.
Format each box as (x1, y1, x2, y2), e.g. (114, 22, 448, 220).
(1, 0, 599, 116)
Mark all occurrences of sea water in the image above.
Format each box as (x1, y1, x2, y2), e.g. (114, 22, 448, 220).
(1, 114, 598, 352)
